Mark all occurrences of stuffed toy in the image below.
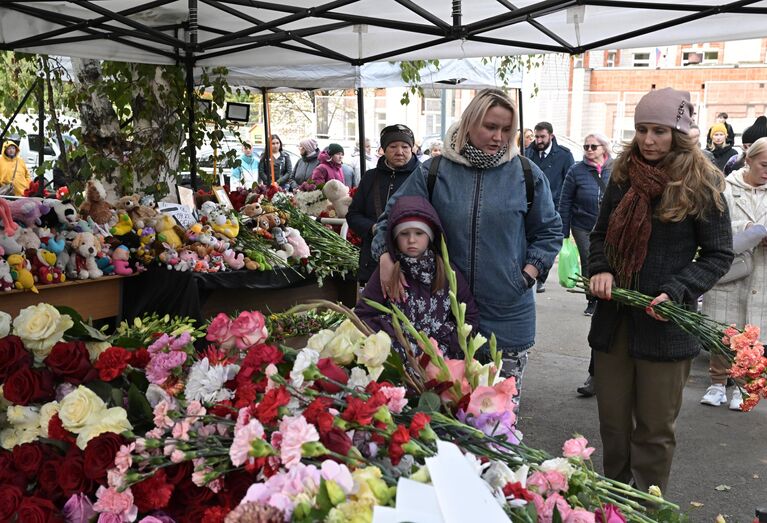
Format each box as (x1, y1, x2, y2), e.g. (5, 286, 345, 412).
(7, 253, 37, 293)
(153, 214, 183, 249)
(285, 227, 310, 260)
(0, 258, 14, 291)
(208, 253, 225, 273)
(68, 231, 103, 280)
(8, 198, 50, 228)
(16, 227, 42, 251)
(0, 227, 23, 255)
(0, 198, 18, 236)
(110, 212, 133, 236)
(31, 248, 65, 284)
(41, 199, 79, 230)
(119, 193, 158, 229)
(222, 249, 245, 270)
(158, 243, 180, 270)
(210, 210, 239, 239)
(322, 179, 352, 218)
(79, 179, 113, 226)
(112, 245, 134, 276)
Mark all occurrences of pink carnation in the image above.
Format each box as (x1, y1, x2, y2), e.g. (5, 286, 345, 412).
(153, 400, 174, 429)
(230, 311, 269, 350)
(380, 386, 408, 414)
(93, 486, 138, 522)
(320, 461, 354, 494)
(562, 436, 595, 460)
(114, 443, 136, 474)
(230, 418, 265, 466)
(278, 415, 319, 468)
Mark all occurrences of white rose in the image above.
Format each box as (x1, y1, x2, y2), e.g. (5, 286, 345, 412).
(0, 311, 11, 338)
(322, 334, 356, 366)
(59, 385, 107, 432)
(290, 349, 320, 388)
(335, 320, 365, 344)
(348, 367, 372, 390)
(76, 406, 132, 449)
(39, 401, 60, 438)
(539, 457, 576, 479)
(12, 304, 74, 362)
(6, 405, 40, 428)
(85, 341, 111, 363)
(355, 331, 391, 369)
(307, 329, 335, 352)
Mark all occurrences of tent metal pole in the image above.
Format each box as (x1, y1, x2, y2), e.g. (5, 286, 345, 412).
(0, 79, 39, 144)
(517, 88, 524, 150)
(187, 0, 198, 191)
(262, 88, 273, 184)
(38, 82, 45, 168)
(357, 87, 366, 177)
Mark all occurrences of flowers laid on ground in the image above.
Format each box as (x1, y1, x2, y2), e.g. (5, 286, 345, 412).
(572, 275, 767, 411)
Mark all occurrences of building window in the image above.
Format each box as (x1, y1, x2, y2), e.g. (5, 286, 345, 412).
(423, 97, 442, 137)
(606, 51, 617, 67)
(682, 50, 719, 66)
(573, 54, 584, 68)
(633, 52, 650, 67)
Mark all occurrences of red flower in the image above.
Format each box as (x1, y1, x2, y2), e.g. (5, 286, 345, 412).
(132, 469, 174, 512)
(47, 414, 77, 445)
(254, 386, 290, 425)
(241, 344, 283, 373)
(0, 336, 32, 380)
(388, 425, 411, 465)
(320, 427, 353, 457)
(59, 449, 94, 497)
(202, 506, 230, 523)
(38, 456, 64, 499)
(0, 452, 24, 491)
(130, 347, 151, 369)
(44, 341, 96, 384)
(409, 413, 431, 438)
(341, 392, 387, 425)
(303, 397, 334, 424)
(94, 346, 133, 382)
(234, 381, 258, 409)
(3, 367, 55, 405)
(503, 481, 534, 501)
(84, 432, 126, 485)
(316, 358, 349, 393)
(316, 412, 335, 434)
(17, 496, 62, 523)
(0, 484, 23, 521)
(11, 442, 44, 478)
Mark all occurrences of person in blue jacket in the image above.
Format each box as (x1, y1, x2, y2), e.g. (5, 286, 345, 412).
(558, 132, 613, 397)
(526, 122, 575, 293)
(230, 142, 258, 188)
(370, 89, 562, 409)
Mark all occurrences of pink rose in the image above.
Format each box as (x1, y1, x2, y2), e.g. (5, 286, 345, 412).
(566, 508, 596, 523)
(206, 313, 234, 348)
(98, 514, 124, 523)
(62, 493, 96, 523)
(527, 470, 568, 496)
(230, 311, 269, 350)
(562, 436, 596, 460)
(542, 493, 572, 523)
(595, 504, 627, 523)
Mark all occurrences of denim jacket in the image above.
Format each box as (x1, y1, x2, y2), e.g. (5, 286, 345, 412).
(371, 126, 563, 352)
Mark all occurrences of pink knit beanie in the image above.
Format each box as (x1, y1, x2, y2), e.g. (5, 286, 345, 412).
(634, 87, 694, 134)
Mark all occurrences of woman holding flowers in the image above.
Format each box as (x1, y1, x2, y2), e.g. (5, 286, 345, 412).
(369, 88, 562, 405)
(701, 136, 767, 410)
(588, 87, 733, 493)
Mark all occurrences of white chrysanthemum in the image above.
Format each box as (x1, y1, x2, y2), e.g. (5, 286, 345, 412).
(290, 349, 320, 388)
(184, 358, 240, 404)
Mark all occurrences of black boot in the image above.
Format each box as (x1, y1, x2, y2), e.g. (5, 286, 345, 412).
(577, 375, 596, 397)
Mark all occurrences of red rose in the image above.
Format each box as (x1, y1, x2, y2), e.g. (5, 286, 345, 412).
(0, 336, 32, 380)
(3, 367, 55, 405)
(409, 413, 431, 438)
(388, 424, 410, 465)
(164, 461, 192, 486)
(316, 358, 349, 393)
(37, 456, 63, 499)
(254, 386, 290, 425)
(11, 442, 44, 478)
(130, 347, 150, 369)
(0, 484, 24, 521)
(94, 346, 132, 382)
(44, 341, 96, 384)
(59, 451, 94, 497)
(17, 496, 61, 523)
(320, 427, 353, 456)
(0, 451, 23, 490)
(132, 468, 174, 512)
(303, 397, 334, 424)
(47, 414, 77, 445)
(84, 432, 126, 484)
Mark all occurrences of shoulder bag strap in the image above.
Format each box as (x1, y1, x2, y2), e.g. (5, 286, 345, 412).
(427, 155, 442, 201)
(519, 155, 534, 212)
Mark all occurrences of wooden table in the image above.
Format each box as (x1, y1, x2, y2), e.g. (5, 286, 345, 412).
(0, 275, 129, 320)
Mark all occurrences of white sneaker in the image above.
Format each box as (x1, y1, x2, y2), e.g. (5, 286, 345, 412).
(729, 391, 744, 411)
(700, 384, 727, 406)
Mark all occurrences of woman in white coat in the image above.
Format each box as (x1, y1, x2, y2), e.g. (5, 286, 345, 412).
(701, 136, 767, 410)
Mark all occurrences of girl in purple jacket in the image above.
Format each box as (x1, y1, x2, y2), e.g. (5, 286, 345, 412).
(355, 195, 480, 363)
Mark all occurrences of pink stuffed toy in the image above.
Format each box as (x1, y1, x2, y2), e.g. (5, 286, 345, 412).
(112, 245, 134, 276)
(8, 198, 49, 228)
(222, 249, 245, 270)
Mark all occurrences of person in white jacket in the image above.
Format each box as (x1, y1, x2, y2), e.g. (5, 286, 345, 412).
(701, 136, 767, 410)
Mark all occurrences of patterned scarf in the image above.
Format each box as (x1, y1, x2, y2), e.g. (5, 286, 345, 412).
(396, 249, 436, 287)
(449, 129, 508, 169)
(604, 154, 670, 286)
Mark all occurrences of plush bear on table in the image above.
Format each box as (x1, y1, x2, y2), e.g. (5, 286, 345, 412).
(153, 214, 184, 249)
(322, 179, 352, 219)
(79, 179, 114, 226)
(0, 259, 14, 291)
(67, 231, 103, 280)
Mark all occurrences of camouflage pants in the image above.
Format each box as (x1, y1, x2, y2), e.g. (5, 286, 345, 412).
(501, 349, 529, 412)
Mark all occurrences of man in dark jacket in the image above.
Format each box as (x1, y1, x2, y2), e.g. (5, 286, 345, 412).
(525, 121, 574, 292)
(347, 124, 420, 284)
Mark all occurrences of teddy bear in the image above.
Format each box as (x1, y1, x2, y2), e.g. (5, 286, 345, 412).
(67, 231, 103, 280)
(79, 179, 114, 226)
(322, 179, 352, 218)
(285, 227, 310, 260)
(112, 245, 134, 276)
(0, 259, 14, 291)
(152, 214, 183, 250)
(123, 194, 158, 229)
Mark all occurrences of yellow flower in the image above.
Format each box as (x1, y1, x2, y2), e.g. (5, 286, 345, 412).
(335, 320, 365, 344)
(307, 329, 335, 352)
(325, 500, 374, 523)
(648, 485, 663, 498)
(12, 304, 74, 362)
(351, 467, 394, 505)
(322, 334, 357, 366)
(85, 341, 111, 363)
(39, 401, 60, 438)
(75, 407, 132, 449)
(59, 386, 107, 433)
(355, 332, 391, 377)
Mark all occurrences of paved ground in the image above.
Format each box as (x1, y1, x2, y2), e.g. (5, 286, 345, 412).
(518, 275, 767, 523)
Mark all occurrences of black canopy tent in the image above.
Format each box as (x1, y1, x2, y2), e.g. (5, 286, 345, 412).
(1, 0, 764, 187)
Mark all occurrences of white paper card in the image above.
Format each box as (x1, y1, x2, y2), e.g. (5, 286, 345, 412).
(372, 507, 399, 523)
(425, 440, 511, 523)
(396, 478, 442, 515)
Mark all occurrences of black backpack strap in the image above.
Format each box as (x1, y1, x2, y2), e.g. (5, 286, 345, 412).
(520, 155, 534, 212)
(426, 155, 442, 201)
